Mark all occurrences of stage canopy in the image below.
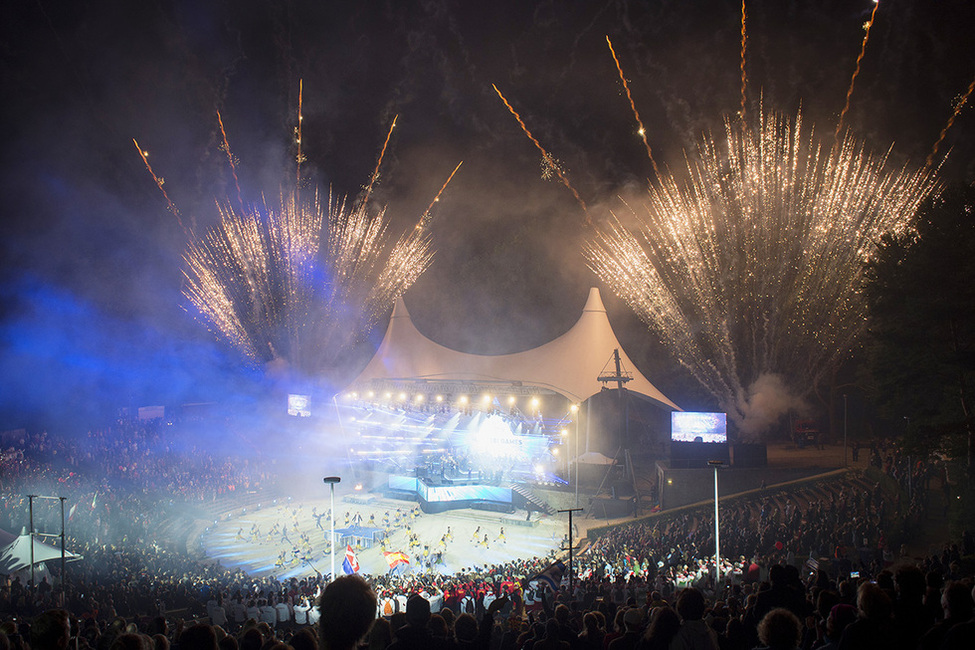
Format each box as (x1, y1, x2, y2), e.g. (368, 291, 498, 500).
(348, 287, 679, 410)
(0, 530, 82, 574)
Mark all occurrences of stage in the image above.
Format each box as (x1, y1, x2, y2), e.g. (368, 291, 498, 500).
(199, 487, 565, 580)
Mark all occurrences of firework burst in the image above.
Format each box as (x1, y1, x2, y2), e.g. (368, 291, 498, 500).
(585, 107, 937, 434)
(182, 190, 433, 376)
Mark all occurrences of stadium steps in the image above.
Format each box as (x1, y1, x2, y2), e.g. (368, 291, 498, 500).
(509, 484, 557, 516)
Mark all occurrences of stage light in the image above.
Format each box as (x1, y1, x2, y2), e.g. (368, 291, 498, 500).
(531, 397, 540, 408)
(459, 395, 469, 404)
(561, 429, 568, 436)
(366, 391, 375, 399)
(415, 394, 424, 403)
(436, 395, 443, 402)
(354, 483, 363, 491)
(481, 394, 491, 405)
(398, 392, 407, 401)
(570, 404, 579, 413)
(507, 396, 516, 405)
(384, 392, 392, 400)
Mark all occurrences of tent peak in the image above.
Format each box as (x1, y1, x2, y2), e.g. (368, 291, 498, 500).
(582, 287, 606, 313)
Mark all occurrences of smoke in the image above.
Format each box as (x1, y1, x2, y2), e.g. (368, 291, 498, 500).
(736, 373, 808, 439)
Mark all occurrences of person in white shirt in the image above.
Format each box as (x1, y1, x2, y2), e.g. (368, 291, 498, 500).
(294, 596, 312, 627)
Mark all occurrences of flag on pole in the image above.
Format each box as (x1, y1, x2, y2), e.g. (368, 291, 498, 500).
(530, 560, 566, 592)
(343, 545, 360, 574)
(383, 551, 410, 569)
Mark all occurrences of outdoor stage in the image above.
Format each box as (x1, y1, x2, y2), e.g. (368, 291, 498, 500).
(199, 487, 566, 580)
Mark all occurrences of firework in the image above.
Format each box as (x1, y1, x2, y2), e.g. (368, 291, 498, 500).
(216, 111, 243, 210)
(360, 115, 398, 212)
(584, 107, 937, 433)
(132, 138, 184, 230)
(927, 76, 975, 169)
(492, 84, 589, 221)
(740, 0, 748, 119)
(183, 191, 433, 375)
(835, 0, 881, 141)
(606, 36, 659, 177)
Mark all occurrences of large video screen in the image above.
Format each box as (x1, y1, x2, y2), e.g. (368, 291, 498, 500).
(671, 411, 727, 443)
(288, 394, 311, 417)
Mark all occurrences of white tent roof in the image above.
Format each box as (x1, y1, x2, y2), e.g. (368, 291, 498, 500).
(0, 532, 81, 574)
(349, 287, 679, 409)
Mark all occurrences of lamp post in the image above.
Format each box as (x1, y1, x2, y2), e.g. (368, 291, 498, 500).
(843, 394, 848, 467)
(708, 460, 725, 587)
(323, 477, 341, 581)
(571, 404, 580, 507)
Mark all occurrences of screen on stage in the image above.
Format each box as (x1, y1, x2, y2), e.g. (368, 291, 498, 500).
(671, 411, 727, 443)
(287, 394, 311, 417)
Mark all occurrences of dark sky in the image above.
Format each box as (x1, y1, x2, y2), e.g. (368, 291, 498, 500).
(1, 0, 973, 428)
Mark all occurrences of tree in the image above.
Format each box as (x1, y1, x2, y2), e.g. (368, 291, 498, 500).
(864, 185, 975, 486)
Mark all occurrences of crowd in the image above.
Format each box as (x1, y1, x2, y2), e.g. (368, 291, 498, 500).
(2, 419, 975, 650)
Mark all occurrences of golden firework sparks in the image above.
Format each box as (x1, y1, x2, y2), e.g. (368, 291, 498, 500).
(606, 36, 659, 177)
(360, 115, 398, 213)
(492, 83, 589, 222)
(216, 110, 244, 211)
(585, 107, 937, 426)
(132, 138, 185, 231)
(740, 0, 748, 120)
(927, 75, 975, 169)
(418, 161, 463, 229)
(835, 0, 881, 142)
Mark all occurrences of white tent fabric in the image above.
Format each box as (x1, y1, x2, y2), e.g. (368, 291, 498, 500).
(0, 531, 81, 574)
(349, 287, 679, 409)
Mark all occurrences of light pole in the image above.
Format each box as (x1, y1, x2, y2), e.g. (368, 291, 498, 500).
(708, 460, 725, 587)
(843, 394, 848, 467)
(323, 476, 341, 581)
(571, 404, 580, 507)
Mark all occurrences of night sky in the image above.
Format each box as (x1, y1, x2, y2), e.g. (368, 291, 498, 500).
(2, 0, 973, 429)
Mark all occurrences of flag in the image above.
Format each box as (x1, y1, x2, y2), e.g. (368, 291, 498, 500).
(68, 504, 77, 521)
(90, 492, 98, 510)
(530, 560, 565, 592)
(383, 551, 410, 569)
(343, 544, 360, 574)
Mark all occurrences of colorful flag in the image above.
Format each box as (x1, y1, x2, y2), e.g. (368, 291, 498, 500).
(531, 560, 566, 592)
(383, 551, 410, 569)
(343, 544, 360, 574)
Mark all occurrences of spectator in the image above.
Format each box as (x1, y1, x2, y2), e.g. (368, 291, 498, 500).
(318, 575, 377, 650)
(754, 609, 801, 650)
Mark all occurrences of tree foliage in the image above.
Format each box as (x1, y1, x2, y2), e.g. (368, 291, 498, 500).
(864, 185, 975, 483)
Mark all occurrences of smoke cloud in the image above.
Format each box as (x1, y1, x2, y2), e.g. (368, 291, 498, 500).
(737, 373, 808, 439)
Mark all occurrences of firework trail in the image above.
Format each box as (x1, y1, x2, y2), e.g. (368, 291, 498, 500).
(360, 115, 398, 213)
(605, 36, 659, 177)
(295, 79, 305, 187)
(740, 0, 748, 120)
(585, 107, 937, 435)
(132, 138, 185, 230)
(835, 0, 881, 142)
(216, 111, 244, 210)
(927, 76, 975, 169)
(418, 161, 463, 229)
(492, 84, 589, 222)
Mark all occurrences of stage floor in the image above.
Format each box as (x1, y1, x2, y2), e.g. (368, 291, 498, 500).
(200, 493, 565, 580)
